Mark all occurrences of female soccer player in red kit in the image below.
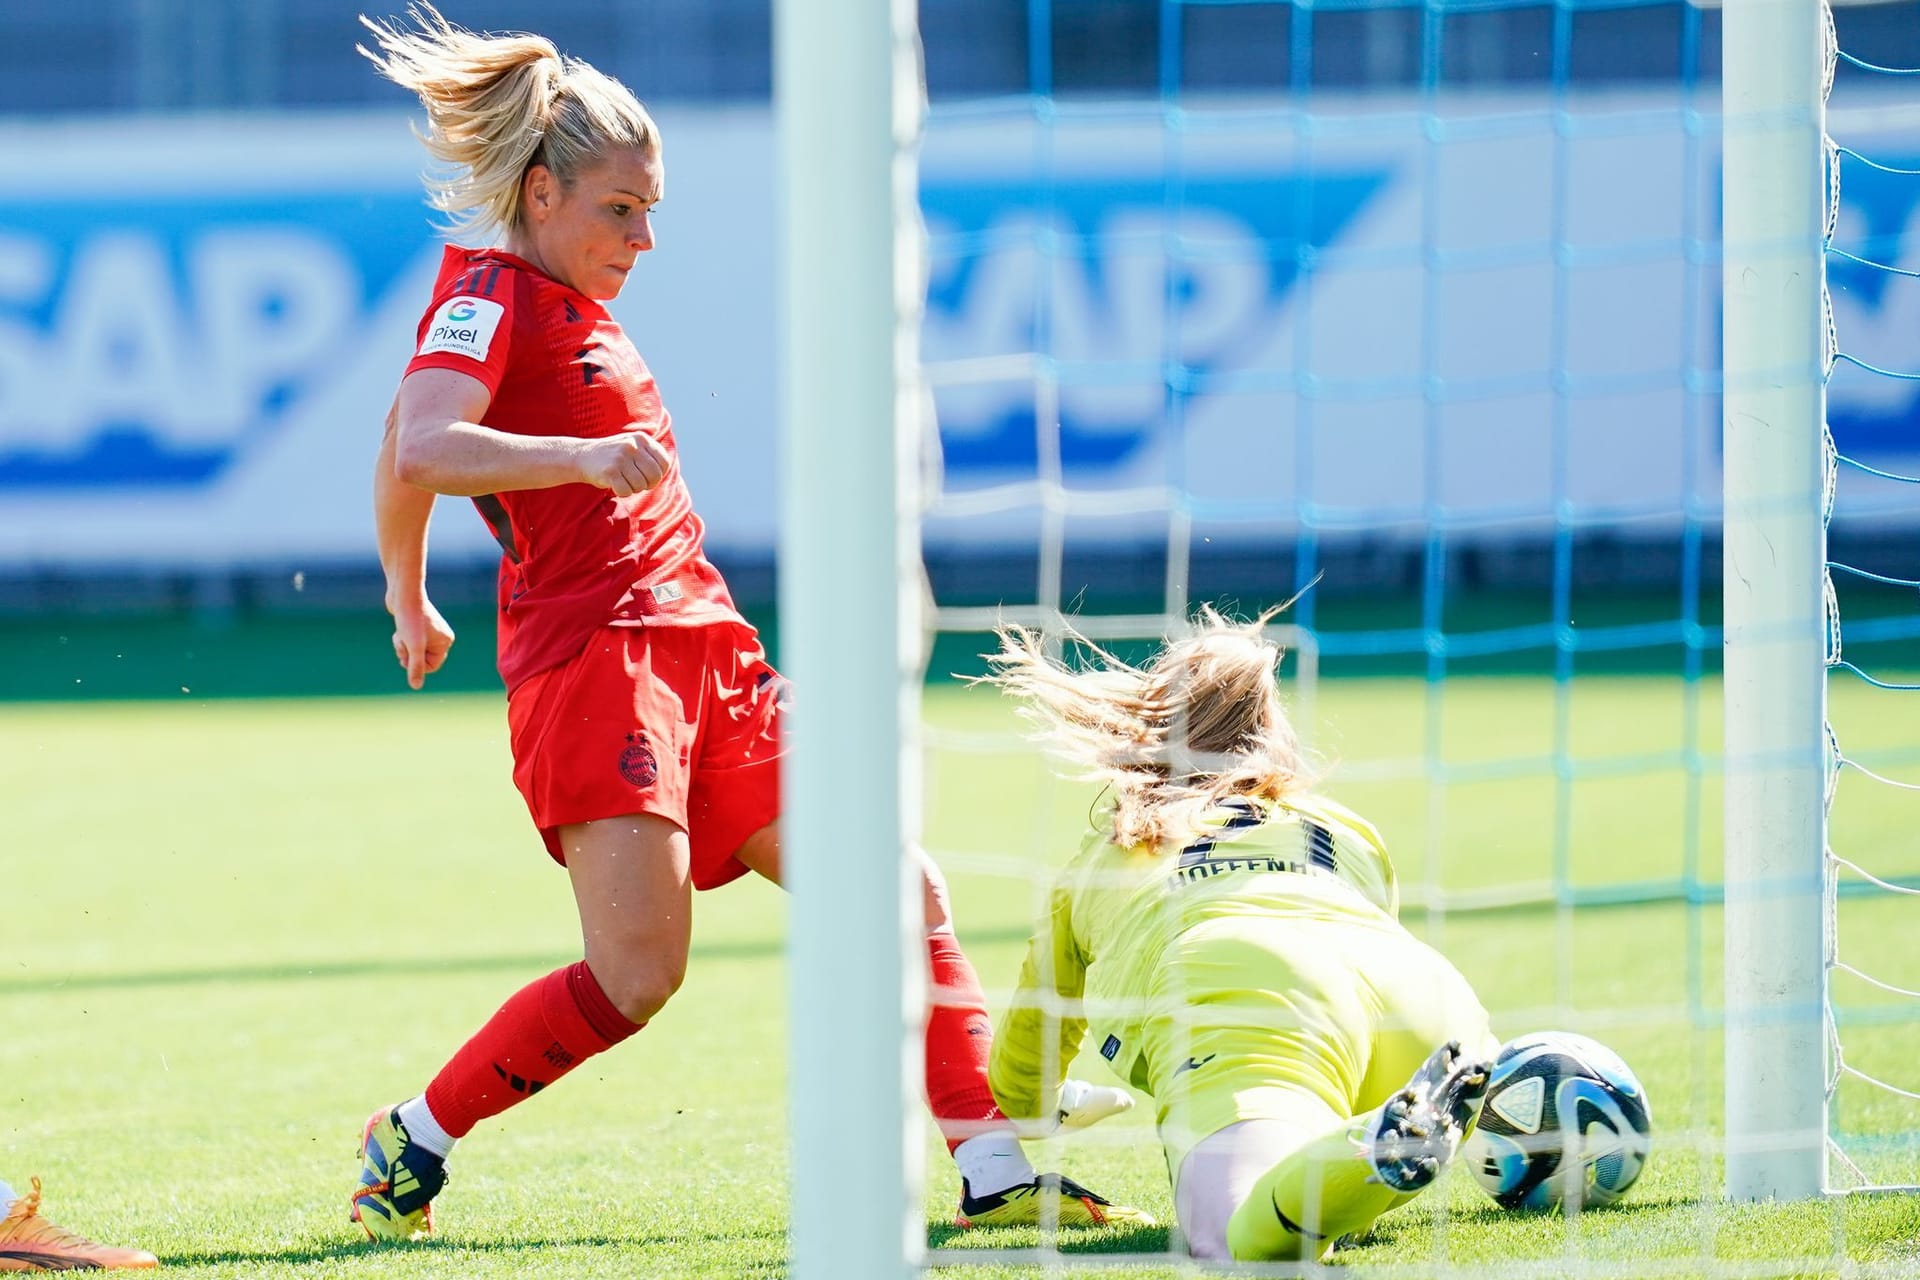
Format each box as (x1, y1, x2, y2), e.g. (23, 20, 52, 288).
(350, 6, 1146, 1241)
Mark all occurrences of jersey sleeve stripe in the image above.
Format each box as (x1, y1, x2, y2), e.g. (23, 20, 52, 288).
(1304, 822, 1338, 873)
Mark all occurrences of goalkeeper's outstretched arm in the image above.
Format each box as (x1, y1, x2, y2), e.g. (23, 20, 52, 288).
(987, 880, 1089, 1124)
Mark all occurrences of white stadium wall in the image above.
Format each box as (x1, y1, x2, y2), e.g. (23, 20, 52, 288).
(1, 95, 1917, 571)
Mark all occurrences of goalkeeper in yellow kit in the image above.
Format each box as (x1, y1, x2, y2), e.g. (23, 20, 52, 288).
(982, 609, 1499, 1262)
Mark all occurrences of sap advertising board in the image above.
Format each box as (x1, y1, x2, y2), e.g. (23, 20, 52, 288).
(1, 97, 1917, 569)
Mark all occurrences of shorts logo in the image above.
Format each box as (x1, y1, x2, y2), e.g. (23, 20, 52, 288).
(417, 294, 504, 361)
(619, 731, 659, 788)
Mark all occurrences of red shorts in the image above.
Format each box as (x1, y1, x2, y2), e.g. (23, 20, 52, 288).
(505, 620, 785, 891)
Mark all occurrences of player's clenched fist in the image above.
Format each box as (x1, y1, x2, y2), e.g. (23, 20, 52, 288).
(578, 427, 670, 496)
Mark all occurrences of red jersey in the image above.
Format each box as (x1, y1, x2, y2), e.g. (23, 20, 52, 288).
(405, 246, 742, 691)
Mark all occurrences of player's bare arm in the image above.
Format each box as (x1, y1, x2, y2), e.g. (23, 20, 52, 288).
(375, 398, 455, 690)
(394, 367, 670, 498)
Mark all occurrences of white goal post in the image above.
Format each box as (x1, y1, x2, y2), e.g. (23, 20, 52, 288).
(777, 0, 923, 1277)
(779, 0, 1837, 1266)
(1720, 0, 1831, 1203)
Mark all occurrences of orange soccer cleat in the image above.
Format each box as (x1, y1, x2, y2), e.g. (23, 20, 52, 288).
(0, 1177, 158, 1271)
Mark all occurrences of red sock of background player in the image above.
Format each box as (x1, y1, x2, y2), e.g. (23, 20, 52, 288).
(925, 927, 1037, 1197)
(394, 960, 643, 1159)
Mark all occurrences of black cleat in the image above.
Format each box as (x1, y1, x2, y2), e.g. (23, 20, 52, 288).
(1367, 1040, 1492, 1193)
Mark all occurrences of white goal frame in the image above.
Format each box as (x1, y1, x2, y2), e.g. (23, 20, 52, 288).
(778, 0, 1836, 1273)
(1720, 0, 1831, 1204)
(778, 0, 925, 1278)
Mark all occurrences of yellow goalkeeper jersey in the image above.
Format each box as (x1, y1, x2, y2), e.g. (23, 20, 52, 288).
(989, 791, 1395, 1107)
(988, 789, 1488, 1171)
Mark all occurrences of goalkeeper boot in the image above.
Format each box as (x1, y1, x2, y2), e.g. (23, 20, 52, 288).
(955, 1173, 1156, 1230)
(350, 1106, 446, 1242)
(1366, 1039, 1492, 1194)
(0, 1177, 158, 1271)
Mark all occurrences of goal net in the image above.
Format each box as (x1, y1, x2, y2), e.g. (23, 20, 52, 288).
(780, 0, 1920, 1274)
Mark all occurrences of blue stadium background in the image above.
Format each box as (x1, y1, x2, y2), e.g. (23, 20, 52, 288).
(1, 0, 1915, 698)
(5, 2, 1917, 105)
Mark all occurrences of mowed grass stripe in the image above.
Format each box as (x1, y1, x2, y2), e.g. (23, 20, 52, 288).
(3, 680, 1917, 1278)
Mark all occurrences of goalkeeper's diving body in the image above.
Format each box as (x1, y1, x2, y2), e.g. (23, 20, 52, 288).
(982, 610, 1499, 1261)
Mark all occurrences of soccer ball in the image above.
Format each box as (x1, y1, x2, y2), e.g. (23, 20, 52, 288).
(1462, 1030, 1652, 1211)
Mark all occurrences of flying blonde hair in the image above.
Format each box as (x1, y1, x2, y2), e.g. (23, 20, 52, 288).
(981, 606, 1309, 851)
(358, 4, 659, 237)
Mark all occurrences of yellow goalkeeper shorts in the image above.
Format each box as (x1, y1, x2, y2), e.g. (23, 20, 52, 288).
(1139, 902, 1497, 1175)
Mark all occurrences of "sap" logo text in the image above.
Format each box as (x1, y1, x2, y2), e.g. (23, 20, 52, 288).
(0, 192, 427, 488)
(920, 171, 1387, 476)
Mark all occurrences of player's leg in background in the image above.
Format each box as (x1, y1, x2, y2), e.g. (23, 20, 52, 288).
(353, 814, 687, 1239)
(912, 846, 1143, 1224)
(732, 829, 1038, 1189)
(914, 844, 1038, 1190)
(698, 632, 1049, 1191)
(700, 629, 1105, 1199)
(732, 827, 1145, 1224)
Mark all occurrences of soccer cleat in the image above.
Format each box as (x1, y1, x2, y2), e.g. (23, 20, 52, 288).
(955, 1173, 1156, 1230)
(350, 1106, 447, 1243)
(1366, 1039, 1493, 1194)
(0, 1177, 158, 1271)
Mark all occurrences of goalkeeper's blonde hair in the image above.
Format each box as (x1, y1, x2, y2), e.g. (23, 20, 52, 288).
(358, 4, 659, 237)
(982, 607, 1308, 850)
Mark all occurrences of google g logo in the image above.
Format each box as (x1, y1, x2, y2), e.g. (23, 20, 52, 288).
(446, 300, 477, 322)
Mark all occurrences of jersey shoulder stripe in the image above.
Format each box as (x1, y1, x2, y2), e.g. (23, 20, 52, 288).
(435, 253, 524, 301)
(1304, 820, 1337, 872)
(1284, 794, 1387, 856)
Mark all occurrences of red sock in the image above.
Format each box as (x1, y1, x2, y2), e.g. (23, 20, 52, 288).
(422, 960, 642, 1139)
(925, 930, 1009, 1153)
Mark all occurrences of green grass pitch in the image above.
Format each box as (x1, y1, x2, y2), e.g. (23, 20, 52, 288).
(4, 677, 1920, 1278)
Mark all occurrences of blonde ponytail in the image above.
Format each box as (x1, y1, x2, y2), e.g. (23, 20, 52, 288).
(359, 4, 659, 237)
(981, 607, 1309, 850)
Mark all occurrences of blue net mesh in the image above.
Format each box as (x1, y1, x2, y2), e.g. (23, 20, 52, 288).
(919, 13, 1721, 890)
(915, 0, 1920, 1266)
